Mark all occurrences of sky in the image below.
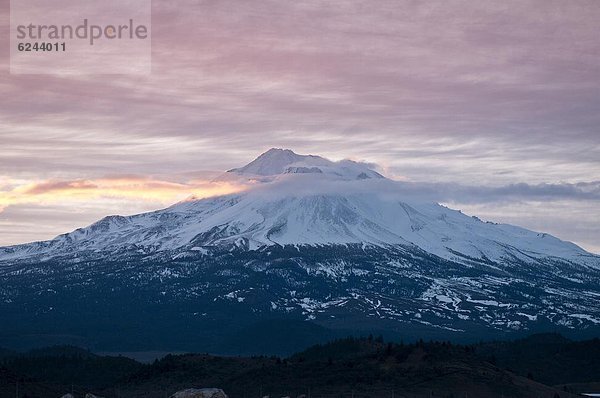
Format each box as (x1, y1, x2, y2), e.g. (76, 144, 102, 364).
(0, 0, 599, 253)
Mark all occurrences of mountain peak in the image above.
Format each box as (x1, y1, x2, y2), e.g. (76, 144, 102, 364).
(265, 147, 295, 155)
(227, 148, 384, 180)
(227, 148, 310, 176)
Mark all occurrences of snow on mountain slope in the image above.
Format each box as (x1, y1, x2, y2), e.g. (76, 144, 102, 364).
(0, 149, 597, 269)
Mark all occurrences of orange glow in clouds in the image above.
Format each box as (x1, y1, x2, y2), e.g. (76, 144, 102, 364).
(0, 176, 246, 211)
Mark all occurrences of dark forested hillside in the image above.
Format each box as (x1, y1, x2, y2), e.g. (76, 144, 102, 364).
(474, 333, 600, 385)
(1, 334, 599, 398)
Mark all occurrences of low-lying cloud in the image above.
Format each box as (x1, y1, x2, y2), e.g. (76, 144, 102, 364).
(0, 171, 598, 253)
(396, 180, 600, 204)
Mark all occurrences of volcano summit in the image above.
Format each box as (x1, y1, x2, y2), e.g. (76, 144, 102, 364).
(1, 149, 599, 354)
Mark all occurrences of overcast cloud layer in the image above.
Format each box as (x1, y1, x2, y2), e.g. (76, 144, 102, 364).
(0, 0, 598, 252)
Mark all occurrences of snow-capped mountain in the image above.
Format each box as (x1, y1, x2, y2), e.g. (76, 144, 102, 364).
(1, 148, 599, 353)
(0, 148, 594, 266)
